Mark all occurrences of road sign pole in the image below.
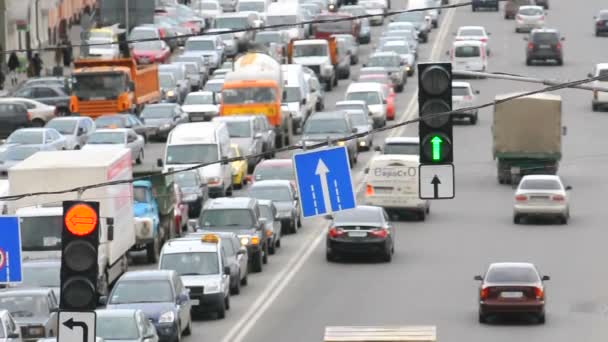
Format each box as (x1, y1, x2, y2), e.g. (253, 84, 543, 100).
(5, 251, 8, 284)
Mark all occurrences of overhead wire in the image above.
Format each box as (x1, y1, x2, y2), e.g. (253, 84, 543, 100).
(0, 72, 605, 202)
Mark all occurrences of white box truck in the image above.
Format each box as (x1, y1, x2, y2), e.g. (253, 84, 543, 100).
(8, 149, 136, 296)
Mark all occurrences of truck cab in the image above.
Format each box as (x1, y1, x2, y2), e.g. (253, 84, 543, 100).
(288, 38, 338, 91)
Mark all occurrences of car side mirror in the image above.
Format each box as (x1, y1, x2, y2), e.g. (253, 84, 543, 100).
(588, 72, 593, 78)
(301, 98, 306, 105)
(475, 90, 480, 94)
(565, 185, 572, 191)
(157, 158, 164, 167)
(258, 217, 267, 229)
(542, 275, 551, 281)
(474, 275, 483, 281)
(77, 127, 85, 136)
(254, 132, 263, 139)
(98, 296, 108, 305)
(560, 37, 565, 41)
(223, 266, 231, 275)
(523, 37, 529, 41)
(178, 293, 189, 303)
(129, 81, 135, 91)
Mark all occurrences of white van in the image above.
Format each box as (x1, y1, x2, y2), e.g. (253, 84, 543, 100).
(236, 0, 271, 13)
(590, 63, 608, 111)
(161, 122, 233, 197)
(266, 2, 304, 40)
(364, 154, 430, 220)
(449, 40, 488, 73)
(281, 64, 313, 130)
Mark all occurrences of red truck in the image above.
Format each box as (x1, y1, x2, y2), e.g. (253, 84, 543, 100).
(311, 12, 360, 40)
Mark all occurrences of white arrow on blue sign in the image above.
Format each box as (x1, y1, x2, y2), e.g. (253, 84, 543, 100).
(293, 146, 356, 218)
(0, 216, 22, 283)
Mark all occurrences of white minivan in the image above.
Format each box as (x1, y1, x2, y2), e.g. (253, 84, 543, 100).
(345, 82, 388, 128)
(364, 154, 430, 220)
(281, 64, 313, 131)
(449, 40, 488, 73)
(159, 122, 233, 197)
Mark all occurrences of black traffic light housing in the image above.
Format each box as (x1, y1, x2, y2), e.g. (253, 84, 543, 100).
(60, 201, 100, 311)
(418, 62, 453, 164)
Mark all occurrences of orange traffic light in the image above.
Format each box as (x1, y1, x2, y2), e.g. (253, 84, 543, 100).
(64, 203, 98, 236)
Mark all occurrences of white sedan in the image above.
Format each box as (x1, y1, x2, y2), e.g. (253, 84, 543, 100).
(0, 97, 56, 126)
(454, 26, 491, 55)
(513, 175, 571, 225)
(4, 128, 67, 150)
(82, 128, 145, 164)
(515, 6, 545, 33)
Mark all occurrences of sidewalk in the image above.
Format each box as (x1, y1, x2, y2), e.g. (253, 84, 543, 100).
(3, 24, 83, 94)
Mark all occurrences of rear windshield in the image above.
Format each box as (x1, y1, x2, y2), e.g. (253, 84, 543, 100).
(459, 28, 484, 37)
(486, 266, 539, 283)
(519, 7, 543, 15)
(454, 46, 480, 58)
(383, 142, 418, 155)
(334, 208, 382, 224)
(531, 32, 558, 43)
(519, 179, 561, 190)
(452, 86, 470, 96)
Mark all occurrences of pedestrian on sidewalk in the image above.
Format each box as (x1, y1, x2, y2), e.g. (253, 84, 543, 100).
(54, 45, 63, 67)
(62, 39, 73, 68)
(7, 52, 19, 86)
(32, 53, 43, 77)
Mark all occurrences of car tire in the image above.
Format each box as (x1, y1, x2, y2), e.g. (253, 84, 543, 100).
(276, 237, 281, 248)
(432, 21, 438, 29)
(333, 75, 338, 86)
(382, 247, 392, 262)
(478, 313, 487, 324)
(559, 215, 568, 225)
(556, 58, 563, 66)
(513, 214, 521, 224)
(325, 81, 332, 92)
(146, 236, 160, 263)
(252, 251, 263, 272)
(217, 299, 226, 319)
(397, 83, 404, 93)
(515, 28, 520, 33)
(241, 272, 248, 286)
(326, 250, 336, 262)
(526, 58, 532, 66)
(290, 218, 297, 234)
(472, 6, 476, 12)
(135, 150, 143, 165)
(175, 324, 182, 342)
(230, 273, 241, 295)
(226, 184, 233, 196)
(470, 114, 478, 125)
(297, 214, 302, 228)
(262, 244, 269, 264)
(418, 210, 426, 221)
(538, 313, 546, 324)
(269, 240, 276, 255)
(183, 316, 192, 336)
(592, 103, 599, 112)
(225, 295, 230, 310)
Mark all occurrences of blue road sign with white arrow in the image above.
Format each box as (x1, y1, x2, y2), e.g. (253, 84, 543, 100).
(293, 146, 356, 218)
(0, 216, 23, 283)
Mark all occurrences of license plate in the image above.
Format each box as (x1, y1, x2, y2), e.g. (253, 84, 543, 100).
(190, 299, 200, 305)
(348, 231, 367, 238)
(530, 196, 548, 200)
(539, 44, 551, 49)
(501, 291, 523, 298)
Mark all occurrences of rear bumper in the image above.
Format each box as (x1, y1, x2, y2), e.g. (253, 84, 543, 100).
(527, 52, 561, 60)
(480, 301, 544, 315)
(191, 292, 224, 313)
(327, 239, 389, 255)
(514, 203, 568, 215)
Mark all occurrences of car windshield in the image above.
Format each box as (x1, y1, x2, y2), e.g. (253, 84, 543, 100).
(383, 142, 419, 155)
(266, 15, 297, 26)
(160, 252, 219, 276)
(239, 1, 264, 11)
(222, 87, 276, 104)
(250, 186, 292, 201)
(347, 112, 368, 126)
(22, 265, 60, 288)
(215, 17, 249, 29)
(130, 29, 157, 40)
(254, 164, 294, 181)
(346, 91, 381, 104)
(224, 121, 252, 138)
(133, 187, 147, 203)
(87, 132, 125, 144)
(304, 118, 348, 134)
(46, 120, 77, 134)
(454, 46, 480, 58)
(452, 86, 471, 96)
(199, 209, 254, 227)
(0, 295, 48, 317)
(255, 33, 281, 44)
(186, 39, 215, 51)
(368, 56, 399, 68)
(142, 106, 174, 119)
(159, 73, 176, 88)
(0, 146, 41, 161)
(519, 7, 543, 15)
(7, 131, 43, 144)
(95, 116, 125, 128)
(19, 215, 62, 251)
(184, 93, 215, 105)
(97, 316, 140, 340)
(381, 43, 410, 55)
(204, 82, 224, 93)
(532, 32, 558, 43)
(334, 208, 382, 225)
(166, 144, 218, 164)
(459, 28, 485, 36)
(394, 11, 424, 23)
(519, 179, 562, 190)
(133, 41, 163, 50)
(293, 44, 328, 57)
(486, 266, 539, 283)
(175, 171, 198, 187)
(284, 87, 302, 103)
(110, 280, 173, 304)
(314, 20, 352, 33)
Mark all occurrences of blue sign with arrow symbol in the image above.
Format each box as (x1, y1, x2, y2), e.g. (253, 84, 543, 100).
(0, 216, 22, 283)
(293, 146, 356, 218)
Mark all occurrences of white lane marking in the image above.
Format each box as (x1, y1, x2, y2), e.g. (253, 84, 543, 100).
(220, 3, 462, 341)
(333, 179, 342, 210)
(310, 184, 318, 215)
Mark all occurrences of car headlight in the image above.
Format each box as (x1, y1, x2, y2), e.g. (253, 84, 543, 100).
(166, 90, 175, 97)
(28, 326, 44, 336)
(240, 235, 250, 246)
(161, 123, 171, 129)
(204, 281, 221, 294)
(159, 311, 175, 323)
(337, 141, 346, 146)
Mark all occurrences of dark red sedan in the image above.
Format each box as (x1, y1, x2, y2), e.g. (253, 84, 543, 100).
(475, 262, 550, 324)
(132, 40, 171, 65)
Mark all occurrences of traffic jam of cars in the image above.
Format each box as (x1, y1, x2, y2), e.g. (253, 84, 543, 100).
(2, 0, 606, 340)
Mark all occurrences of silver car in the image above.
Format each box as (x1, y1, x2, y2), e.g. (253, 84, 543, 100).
(344, 109, 373, 151)
(451, 81, 480, 124)
(4, 128, 67, 151)
(82, 129, 145, 164)
(17, 260, 60, 300)
(0, 145, 45, 177)
(249, 180, 301, 234)
(207, 29, 239, 57)
(0, 289, 58, 342)
(378, 41, 416, 76)
(332, 34, 359, 65)
(256, 200, 282, 254)
(212, 116, 264, 172)
(513, 175, 571, 224)
(96, 309, 158, 342)
(515, 6, 545, 33)
(0, 310, 21, 342)
(45, 117, 95, 150)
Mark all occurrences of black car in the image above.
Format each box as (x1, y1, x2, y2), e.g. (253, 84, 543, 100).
(12, 85, 70, 115)
(196, 197, 271, 273)
(325, 205, 395, 262)
(174, 170, 209, 218)
(471, 0, 499, 11)
(594, 10, 608, 36)
(534, 0, 548, 9)
(525, 29, 564, 66)
(140, 103, 189, 141)
(94, 114, 151, 142)
(0, 102, 31, 139)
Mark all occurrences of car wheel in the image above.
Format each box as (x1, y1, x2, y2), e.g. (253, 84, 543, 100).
(252, 251, 263, 272)
(397, 83, 404, 93)
(538, 313, 546, 324)
(225, 294, 230, 310)
(325, 81, 332, 92)
(230, 272, 241, 295)
(470, 114, 478, 125)
(183, 315, 192, 336)
(478, 313, 487, 324)
(418, 210, 426, 221)
(290, 218, 297, 234)
(592, 103, 599, 112)
(472, 6, 476, 11)
(326, 250, 336, 262)
(559, 215, 568, 225)
(240, 272, 248, 286)
(217, 299, 226, 319)
(382, 246, 392, 262)
(262, 244, 269, 264)
(146, 235, 160, 263)
(556, 58, 563, 66)
(333, 75, 338, 86)
(526, 58, 532, 66)
(226, 184, 233, 196)
(135, 150, 143, 164)
(513, 214, 521, 224)
(269, 240, 276, 255)
(297, 214, 302, 228)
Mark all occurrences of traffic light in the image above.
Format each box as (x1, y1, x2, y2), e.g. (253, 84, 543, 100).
(418, 62, 453, 164)
(60, 201, 100, 311)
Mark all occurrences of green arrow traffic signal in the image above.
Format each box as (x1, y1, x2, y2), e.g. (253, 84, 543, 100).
(431, 135, 443, 161)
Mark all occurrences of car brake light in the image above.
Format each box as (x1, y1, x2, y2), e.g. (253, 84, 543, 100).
(534, 287, 544, 299)
(539, 16, 544, 20)
(480, 287, 489, 300)
(515, 194, 527, 202)
(527, 42, 534, 50)
(552, 194, 565, 201)
(480, 38, 487, 42)
(516, 15, 522, 20)
(556, 42, 562, 50)
(26, 111, 32, 121)
(369, 228, 387, 238)
(328, 227, 345, 238)
(365, 184, 374, 196)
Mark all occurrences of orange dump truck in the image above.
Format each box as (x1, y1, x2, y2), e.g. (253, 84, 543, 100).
(220, 53, 291, 147)
(69, 58, 160, 118)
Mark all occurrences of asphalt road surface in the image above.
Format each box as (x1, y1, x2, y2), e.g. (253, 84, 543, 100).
(135, 0, 608, 340)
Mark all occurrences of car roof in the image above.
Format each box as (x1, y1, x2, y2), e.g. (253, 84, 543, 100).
(213, 116, 255, 122)
(453, 40, 484, 47)
(488, 262, 536, 270)
(308, 111, 348, 120)
(520, 175, 561, 181)
(49, 116, 88, 122)
(205, 196, 256, 209)
(256, 159, 292, 167)
(347, 82, 384, 92)
(188, 35, 217, 41)
(457, 25, 485, 31)
(94, 128, 130, 133)
(250, 180, 293, 188)
(452, 81, 472, 87)
(145, 103, 178, 108)
(370, 51, 399, 58)
(0, 288, 52, 296)
(13, 128, 51, 133)
(384, 136, 420, 144)
(162, 237, 219, 253)
(531, 28, 559, 34)
(119, 270, 175, 281)
(336, 100, 367, 107)
(334, 205, 383, 219)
